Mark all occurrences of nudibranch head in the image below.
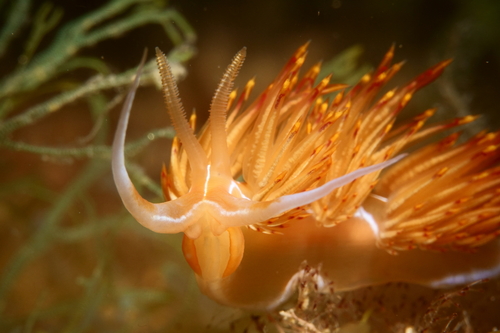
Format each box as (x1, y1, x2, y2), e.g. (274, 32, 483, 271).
(112, 43, 500, 308)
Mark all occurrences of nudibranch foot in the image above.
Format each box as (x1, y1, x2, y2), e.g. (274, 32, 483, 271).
(199, 217, 500, 311)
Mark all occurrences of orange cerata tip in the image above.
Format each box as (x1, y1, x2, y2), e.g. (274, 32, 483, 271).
(112, 43, 500, 310)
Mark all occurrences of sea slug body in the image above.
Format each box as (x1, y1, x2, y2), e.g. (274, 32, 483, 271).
(112, 43, 500, 310)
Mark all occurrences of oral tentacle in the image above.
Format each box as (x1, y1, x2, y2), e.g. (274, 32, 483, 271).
(209, 155, 406, 227)
(111, 50, 157, 225)
(112, 51, 203, 235)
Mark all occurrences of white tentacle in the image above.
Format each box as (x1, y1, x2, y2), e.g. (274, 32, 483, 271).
(112, 51, 202, 235)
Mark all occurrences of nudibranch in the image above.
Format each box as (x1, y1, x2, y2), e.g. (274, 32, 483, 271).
(112, 43, 500, 311)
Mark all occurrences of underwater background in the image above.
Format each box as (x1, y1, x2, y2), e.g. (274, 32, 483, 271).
(1, 0, 499, 331)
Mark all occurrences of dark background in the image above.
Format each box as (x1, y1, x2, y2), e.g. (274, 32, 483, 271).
(52, 0, 500, 127)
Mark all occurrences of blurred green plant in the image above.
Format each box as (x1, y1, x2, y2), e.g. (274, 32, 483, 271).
(319, 44, 371, 86)
(0, 0, 205, 331)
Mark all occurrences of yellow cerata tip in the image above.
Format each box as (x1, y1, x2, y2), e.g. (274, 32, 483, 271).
(112, 42, 500, 310)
